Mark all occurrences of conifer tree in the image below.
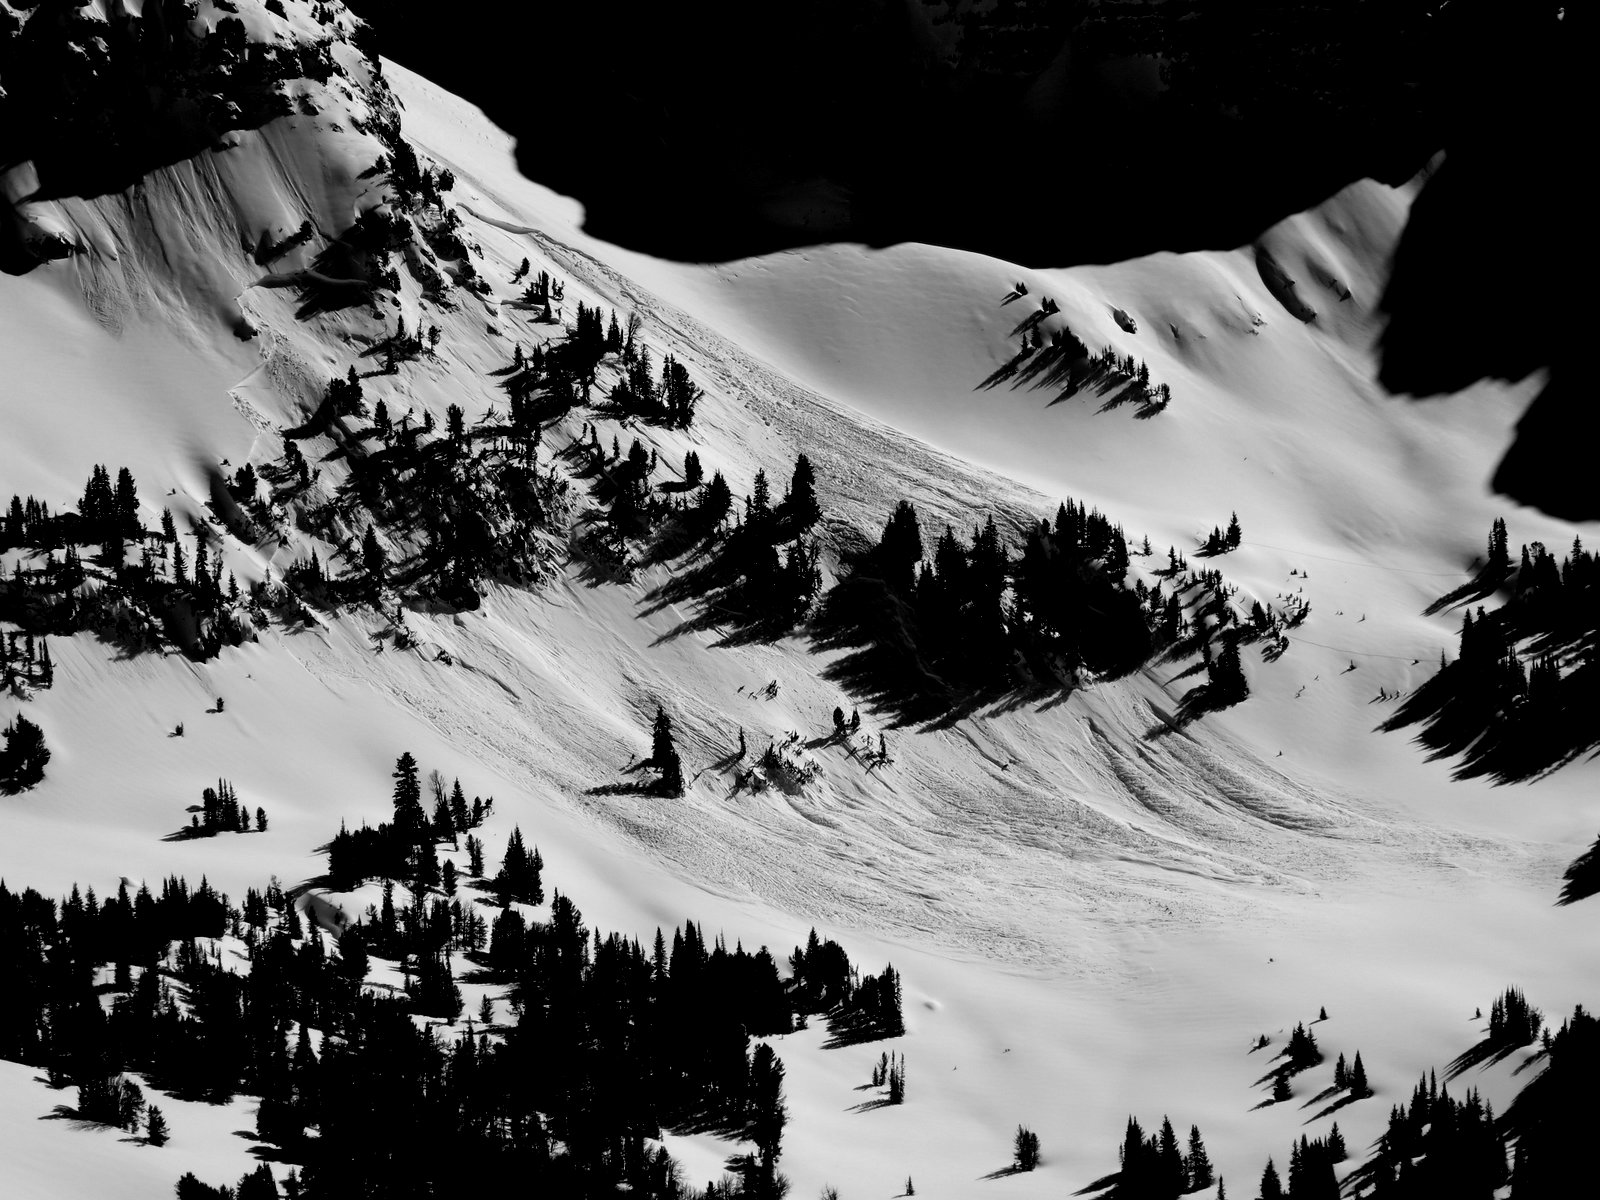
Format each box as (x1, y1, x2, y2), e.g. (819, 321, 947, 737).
(1260, 1157, 1284, 1200)
(1187, 1123, 1214, 1189)
(1013, 1125, 1041, 1170)
(361, 526, 386, 580)
(783, 453, 821, 530)
(146, 1105, 169, 1146)
(1158, 1117, 1185, 1195)
(391, 752, 425, 841)
(700, 471, 733, 532)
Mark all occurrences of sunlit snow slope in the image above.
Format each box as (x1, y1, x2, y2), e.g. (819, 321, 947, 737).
(2, 5, 1597, 1197)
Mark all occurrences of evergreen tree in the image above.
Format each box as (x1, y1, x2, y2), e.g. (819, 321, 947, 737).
(748, 1042, 788, 1188)
(361, 526, 386, 580)
(1187, 1124, 1213, 1189)
(1157, 1116, 1185, 1196)
(1014, 1125, 1041, 1170)
(700, 471, 733, 532)
(146, 1105, 169, 1146)
(1350, 1051, 1368, 1097)
(651, 707, 684, 796)
(783, 453, 821, 531)
(1488, 516, 1510, 576)
(1259, 1157, 1284, 1200)
(391, 752, 425, 840)
(1207, 636, 1250, 706)
(0, 713, 51, 793)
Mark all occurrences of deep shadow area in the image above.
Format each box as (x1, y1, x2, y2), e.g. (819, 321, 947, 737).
(1558, 834, 1600, 906)
(0, 3, 329, 274)
(1376, 3, 1590, 518)
(345, 0, 1445, 268)
(1379, 623, 1599, 785)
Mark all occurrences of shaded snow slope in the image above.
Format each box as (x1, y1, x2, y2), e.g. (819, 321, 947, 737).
(2, 19, 1598, 1199)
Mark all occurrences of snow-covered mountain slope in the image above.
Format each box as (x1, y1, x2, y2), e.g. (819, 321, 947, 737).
(2, 4, 1597, 1197)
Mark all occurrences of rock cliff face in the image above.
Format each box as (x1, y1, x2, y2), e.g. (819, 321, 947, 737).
(1, 0, 361, 272)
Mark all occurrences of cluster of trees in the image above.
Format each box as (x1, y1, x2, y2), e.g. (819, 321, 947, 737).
(788, 928, 855, 1012)
(0, 711, 50, 793)
(181, 778, 266, 838)
(1356, 1073, 1504, 1199)
(1386, 521, 1598, 782)
(640, 453, 824, 640)
(703, 457, 825, 628)
(1114, 1115, 1215, 1199)
(817, 496, 1165, 719)
(607, 343, 703, 430)
(1013, 1124, 1041, 1171)
(1087, 346, 1172, 413)
(1200, 513, 1243, 556)
(871, 1050, 907, 1105)
(276, 352, 568, 610)
(491, 825, 544, 905)
(830, 963, 905, 1042)
(174, 1164, 279, 1200)
(1, 629, 53, 692)
(1487, 986, 1543, 1050)
(1283, 1021, 1323, 1071)
(1255, 1130, 1345, 1200)
(323, 753, 492, 893)
(1112, 995, 1596, 1200)
(1331, 1050, 1370, 1097)
(0, 741, 919, 1199)
(2, 464, 254, 661)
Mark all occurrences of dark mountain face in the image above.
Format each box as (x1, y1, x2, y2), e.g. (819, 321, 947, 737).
(350, 0, 1586, 515)
(345, 0, 1443, 266)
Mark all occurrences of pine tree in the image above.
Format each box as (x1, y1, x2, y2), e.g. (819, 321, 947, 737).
(391, 752, 425, 840)
(1488, 516, 1511, 576)
(1327, 1122, 1346, 1161)
(146, 1105, 169, 1146)
(748, 1042, 788, 1182)
(361, 526, 386, 580)
(783, 453, 821, 530)
(1187, 1123, 1214, 1189)
(1013, 1125, 1041, 1170)
(749, 469, 771, 529)
(650, 707, 684, 796)
(700, 471, 733, 531)
(0, 713, 51, 793)
(1208, 636, 1249, 706)
(1260, 1157, 1284, 1200)
(1158, 1116, 1185, 1196)
(1350, 1051, 1368, 1097)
